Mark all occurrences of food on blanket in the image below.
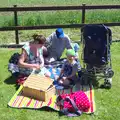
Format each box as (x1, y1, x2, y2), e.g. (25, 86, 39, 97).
(22, 74, 56, 101)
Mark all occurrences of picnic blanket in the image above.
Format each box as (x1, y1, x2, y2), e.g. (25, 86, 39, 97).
(8, 84, 95, 114)
(8, 60, 95, 114)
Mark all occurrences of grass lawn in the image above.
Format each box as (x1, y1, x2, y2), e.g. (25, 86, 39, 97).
(0, 0, 120, 119)
(0, 41, 120, 120)
(0, 0, 120, 27)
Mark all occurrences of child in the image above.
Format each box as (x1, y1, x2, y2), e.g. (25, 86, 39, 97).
(72, 42, 80, 59)
(57, 49, 80, 86)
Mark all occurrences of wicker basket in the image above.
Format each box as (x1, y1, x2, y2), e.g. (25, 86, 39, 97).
(22, 74, 56, 102)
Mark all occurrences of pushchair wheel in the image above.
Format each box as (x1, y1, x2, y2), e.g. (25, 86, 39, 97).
(108, 69, 114, 78)
(104, 78, 112, 89)
(104, 69, 114, 78)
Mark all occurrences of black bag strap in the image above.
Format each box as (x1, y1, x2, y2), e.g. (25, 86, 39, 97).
(61, 108, 82, 117)
(57, 96, 82, 117)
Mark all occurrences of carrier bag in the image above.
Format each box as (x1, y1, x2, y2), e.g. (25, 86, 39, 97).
(56, 91, 90, 117)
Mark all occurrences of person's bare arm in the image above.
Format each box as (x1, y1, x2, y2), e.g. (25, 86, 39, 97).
(57, 69, 64, 81)
(18, 49, 40, 69)
(39, 54, 44, 68)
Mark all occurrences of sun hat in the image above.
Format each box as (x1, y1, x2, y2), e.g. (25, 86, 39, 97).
(56, 28, 64, 38)
(66, 49, 76, 57)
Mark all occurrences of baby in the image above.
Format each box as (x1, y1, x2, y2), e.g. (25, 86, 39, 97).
(57, 49, 80, 86)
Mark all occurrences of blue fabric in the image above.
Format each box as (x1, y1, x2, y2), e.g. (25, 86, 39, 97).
(47, 66, 61, 80)
(72, 43, 80, 52)
(63, 64, 72, 76)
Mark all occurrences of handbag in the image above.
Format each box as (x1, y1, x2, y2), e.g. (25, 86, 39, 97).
(56, 91, 90, 117)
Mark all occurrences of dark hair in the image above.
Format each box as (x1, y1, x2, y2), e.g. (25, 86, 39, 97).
(32, 34, 46, 44)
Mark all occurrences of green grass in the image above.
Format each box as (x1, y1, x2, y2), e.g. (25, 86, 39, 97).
(0, 41, 120, 120)
(1, 10, 120, 27)
(0, 0, 120, 27)
(0, 1, 120, 118)
(0, 0, 120, 7)
(0, 26, 120, 44)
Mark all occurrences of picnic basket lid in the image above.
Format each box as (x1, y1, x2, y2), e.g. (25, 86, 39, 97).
(23, 74, 53, 91)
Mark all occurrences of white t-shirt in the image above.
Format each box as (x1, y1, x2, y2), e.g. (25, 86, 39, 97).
(46, 32, 72, 60)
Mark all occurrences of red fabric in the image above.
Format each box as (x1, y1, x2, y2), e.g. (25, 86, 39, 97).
(16, 74, 28, 85)
(59, 91, 90, 112)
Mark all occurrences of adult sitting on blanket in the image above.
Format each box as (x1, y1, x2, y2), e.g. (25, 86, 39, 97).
(57, 49, 79, 86)
(18, 34, 50, 77)
(43, 28, 73, 64)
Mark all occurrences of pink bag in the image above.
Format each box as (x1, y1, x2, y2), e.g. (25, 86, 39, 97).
(57, 91, 90, 116)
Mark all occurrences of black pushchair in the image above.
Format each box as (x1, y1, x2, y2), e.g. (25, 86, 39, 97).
(81, 24, 114, 88)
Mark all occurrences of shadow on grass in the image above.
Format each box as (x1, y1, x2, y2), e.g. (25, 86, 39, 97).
(92, 79, 111, 90)
(18, 106, 65, 117)
(38, 107, 87, 117)
(34, 106, 65, 117)
(4, 72, 20, 90)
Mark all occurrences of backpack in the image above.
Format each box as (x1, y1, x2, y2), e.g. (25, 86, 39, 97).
(56, 91, 90, 117)
(81, 24, 112, 66)
(8, 52, 21, 74)
(9, 52, 21, 64)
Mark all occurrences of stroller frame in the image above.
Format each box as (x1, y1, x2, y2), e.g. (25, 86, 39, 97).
(80, 24, 114, 88)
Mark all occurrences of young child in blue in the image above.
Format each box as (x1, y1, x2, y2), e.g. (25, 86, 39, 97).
(57, 49, 80, 86)
(72, 42, 80, 59)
